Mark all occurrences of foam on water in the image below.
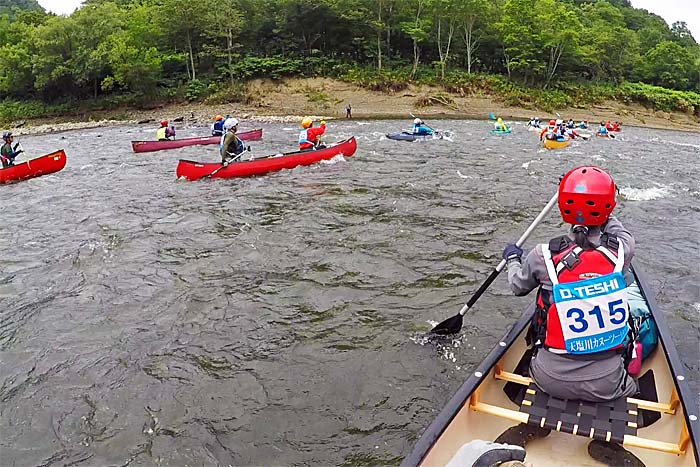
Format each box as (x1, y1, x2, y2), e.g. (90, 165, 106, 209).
(619, 184, 672, 201)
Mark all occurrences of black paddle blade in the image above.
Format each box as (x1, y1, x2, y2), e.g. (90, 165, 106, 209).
(430, 313, 464, 335)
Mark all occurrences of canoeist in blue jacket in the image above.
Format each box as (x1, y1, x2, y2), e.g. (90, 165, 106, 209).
(597, 122, 608, 136)
(211, 115, 225, 136)
(1, 131, 23, 168)
(412, 118, 433, 136)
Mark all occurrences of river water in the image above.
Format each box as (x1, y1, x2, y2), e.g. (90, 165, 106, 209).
(1, 119, 698, 466)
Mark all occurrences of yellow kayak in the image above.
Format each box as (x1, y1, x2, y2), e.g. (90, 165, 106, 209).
(542, 137, 571, 150)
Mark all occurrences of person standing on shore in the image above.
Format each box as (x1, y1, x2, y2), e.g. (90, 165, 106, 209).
(346, 103, 352, 119)
(156, 120, 176, 141)
(1, 131, 23, 168)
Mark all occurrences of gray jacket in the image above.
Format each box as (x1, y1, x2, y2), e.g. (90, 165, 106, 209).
(506, 216, 635, 295)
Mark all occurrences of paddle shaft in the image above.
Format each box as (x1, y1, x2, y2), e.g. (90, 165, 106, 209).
(456, 191, 559, 317)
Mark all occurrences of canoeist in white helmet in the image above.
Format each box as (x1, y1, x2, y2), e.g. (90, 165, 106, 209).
(411, 118, 433, 136)
(1, 131, 23, 168)
(220, 117, 247, 163)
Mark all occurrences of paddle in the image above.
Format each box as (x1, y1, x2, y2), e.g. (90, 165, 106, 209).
(430, 191, 559, 335)
(201, 144, 250, 180)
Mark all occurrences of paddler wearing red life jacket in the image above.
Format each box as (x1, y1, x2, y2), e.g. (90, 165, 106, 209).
(298, 117, 326, 150)
(539, 119, 557, 141)
(501, 166, 638, 403)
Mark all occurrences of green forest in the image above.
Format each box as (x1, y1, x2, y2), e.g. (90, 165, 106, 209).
(1, 0, 699, 122)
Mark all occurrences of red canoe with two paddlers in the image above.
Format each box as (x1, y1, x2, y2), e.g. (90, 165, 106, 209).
(176, 137, 357, 181)
(131, 128, 263, 153)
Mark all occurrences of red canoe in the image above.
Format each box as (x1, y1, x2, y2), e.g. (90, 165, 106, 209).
(0, 150, 66, 184)
(176, 137, 357, 181)
(131, 128, 263, 153)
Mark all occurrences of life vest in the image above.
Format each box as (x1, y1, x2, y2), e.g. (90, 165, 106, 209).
(156, 127, 167, 141)
(534, 236, 629, 355)
(299, 129, 315, 149)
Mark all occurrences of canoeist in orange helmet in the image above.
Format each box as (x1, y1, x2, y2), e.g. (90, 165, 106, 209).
(298, 117, 326, 150)
(211, 115, 225, 136)
(156, 120, 176, 141)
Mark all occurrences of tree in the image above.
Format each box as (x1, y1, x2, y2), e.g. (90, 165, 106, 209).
(456, 0, 491, 74)
(432, 0, 458, 79)
(534, 0, 581, 87)
(400, 0, 431, 78)
(640, 41, 693, 89)
(670, 21, 698, 48)
(205, 0, 244, 85)
(496, 0, 542, 82)
(157, 0, 218, 81)
(70, 2, 124, 98)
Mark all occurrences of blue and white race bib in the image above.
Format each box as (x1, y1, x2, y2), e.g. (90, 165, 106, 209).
(552, 271, 629, 354)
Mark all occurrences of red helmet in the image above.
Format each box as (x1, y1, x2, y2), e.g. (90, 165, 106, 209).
(558, 166, 616, 226)
(160, 120, 168, 127)
(549, 119, 556, 126)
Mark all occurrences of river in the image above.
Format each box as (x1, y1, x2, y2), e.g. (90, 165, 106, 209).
(1, 119, 698, 466)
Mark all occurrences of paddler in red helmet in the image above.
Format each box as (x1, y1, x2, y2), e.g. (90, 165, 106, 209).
(156, 120, 176, 141)
(500, 166, 649, 463)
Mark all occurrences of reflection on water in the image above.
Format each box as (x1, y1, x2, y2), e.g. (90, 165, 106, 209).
(1, 121, 698, 465)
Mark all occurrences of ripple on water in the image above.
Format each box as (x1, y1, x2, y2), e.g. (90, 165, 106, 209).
(0, 121, 698, 465)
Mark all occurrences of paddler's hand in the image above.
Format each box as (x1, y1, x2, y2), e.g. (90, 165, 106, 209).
(320, 120, 326, 126)
(502, 244, 523, 263)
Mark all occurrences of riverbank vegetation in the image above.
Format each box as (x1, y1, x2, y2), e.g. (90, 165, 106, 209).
(1, 0, 699, 124)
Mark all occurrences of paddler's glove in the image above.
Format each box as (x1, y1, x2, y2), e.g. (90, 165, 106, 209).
(502, 244, 523, 263)
(320, 120, 326, 126)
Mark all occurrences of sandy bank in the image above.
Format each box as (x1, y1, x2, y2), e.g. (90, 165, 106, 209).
(7, 78, 700, 136)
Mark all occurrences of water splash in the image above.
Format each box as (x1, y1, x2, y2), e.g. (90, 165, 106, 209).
(619, 185, 672, 201)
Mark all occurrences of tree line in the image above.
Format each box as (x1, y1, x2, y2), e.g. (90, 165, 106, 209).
(0, 0, 698, 105)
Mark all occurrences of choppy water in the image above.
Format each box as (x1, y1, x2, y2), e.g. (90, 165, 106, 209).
(1, 119, 698, 466)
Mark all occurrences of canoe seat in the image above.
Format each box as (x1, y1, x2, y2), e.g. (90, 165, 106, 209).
(520, 383, 637, 444)
(468, 365, 690, 456)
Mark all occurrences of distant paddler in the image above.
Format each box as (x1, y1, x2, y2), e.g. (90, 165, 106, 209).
(220, 117, 249, 163)
(156, 120, 176, 141)
(1, 131, 23, 168)
(411, 118, 433, 136)
(299, 117, 327, 150)
(493, 117, 508, 132)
